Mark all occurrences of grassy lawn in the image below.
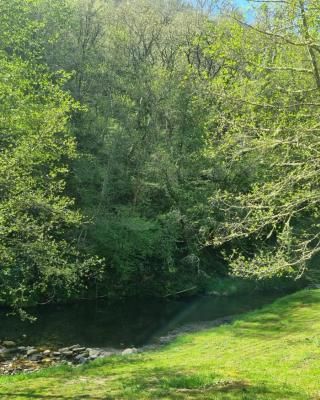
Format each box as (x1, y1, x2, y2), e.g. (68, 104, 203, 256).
(0, 289, 319, 399)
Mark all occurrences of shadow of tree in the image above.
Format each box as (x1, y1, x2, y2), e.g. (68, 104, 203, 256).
(0, 395, 106, 400)
(110, 365, 308, 399)
(0, 365, 309, 400)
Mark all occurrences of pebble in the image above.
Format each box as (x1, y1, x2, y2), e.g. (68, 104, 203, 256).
(26, 348, 38, 356)
(121, 348, 138, 356)
(0, 340, 139, 376)
(68, 345, 81, 350)
(72, 347, 86, 353)
(74, 355, 88, 364)
(2, 341, 16, 348)
(88, 349, 100, 358)
(29, 354, 42, 362)
(62, 351, 73, 357)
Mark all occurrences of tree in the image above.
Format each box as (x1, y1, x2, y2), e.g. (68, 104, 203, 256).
(46, 0, 221, 296)
(0, 0, 99, 313)
(202, 0, 320, 281)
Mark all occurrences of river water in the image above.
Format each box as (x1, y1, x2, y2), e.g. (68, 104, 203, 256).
(0, 291, 289, 350)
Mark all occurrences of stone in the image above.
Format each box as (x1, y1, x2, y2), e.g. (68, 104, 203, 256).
(74, 350, 89, 360)
(2, 341, 16, 348)
(29, 353, 42, 362)
(58, 347, 69, 353)
(68, 345, 81, 350)
(52, 352, 61, 357)
(26, 348, 38, 356)
(61, 351, 73, 357)
(72, 347, 86, 353)
(43, 350, 51, 356)
(74, 355, 88, 364)
(99, 351, 112, 358)
(121, 348, 138, 356)
(88, 349, 101, 358)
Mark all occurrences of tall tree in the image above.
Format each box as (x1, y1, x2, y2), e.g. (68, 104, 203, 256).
(0, 0, 98, 313)
(202, 0, 320, 281)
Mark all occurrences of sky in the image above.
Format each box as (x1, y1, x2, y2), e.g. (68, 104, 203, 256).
(188, 0, 254, 21)
(236, 0, 250, 6)
(190, 0, 251, 11)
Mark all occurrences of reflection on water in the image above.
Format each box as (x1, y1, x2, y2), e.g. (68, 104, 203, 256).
(0, 291, 289, 349)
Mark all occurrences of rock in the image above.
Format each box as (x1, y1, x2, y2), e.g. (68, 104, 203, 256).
(99, 351, 112, 358)
(121, 348, 138, 356)
(0, 341, 143, 376)
(68, 345, 81, 350)
(88, 349, 100, 358)
(72, 350, 89, 360)
(26, 348, 38, 356)
(74, 355, 88, 364)
(29, 353, 42, 362)
(61, 351, 73, 357)
(72, 347, 86, 353)
(2, 341, 16, 348)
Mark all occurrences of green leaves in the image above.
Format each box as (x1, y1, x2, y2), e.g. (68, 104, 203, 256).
(203, 0, 320, 280)
(0, 0, 99, 311)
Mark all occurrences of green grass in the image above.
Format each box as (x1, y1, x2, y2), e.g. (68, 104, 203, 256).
(0, 289, 319, 399)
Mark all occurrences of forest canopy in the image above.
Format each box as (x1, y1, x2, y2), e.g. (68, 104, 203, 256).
(1, 0, 319, 310)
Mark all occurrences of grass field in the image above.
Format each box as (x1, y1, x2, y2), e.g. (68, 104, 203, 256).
(0, 289, 319, 399)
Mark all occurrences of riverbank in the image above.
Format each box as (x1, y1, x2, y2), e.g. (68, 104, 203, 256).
(0, 316, 234, 376)
(0, 289, 319, 399)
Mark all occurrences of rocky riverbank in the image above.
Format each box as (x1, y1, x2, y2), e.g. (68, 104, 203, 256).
(0, 340, 138, 375)
(0, 315, 233, 376)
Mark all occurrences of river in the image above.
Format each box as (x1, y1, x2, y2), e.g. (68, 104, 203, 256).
(0, 291, 291, 350)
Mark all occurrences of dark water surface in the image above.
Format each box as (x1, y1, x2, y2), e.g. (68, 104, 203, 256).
(0, 291, 289, 350)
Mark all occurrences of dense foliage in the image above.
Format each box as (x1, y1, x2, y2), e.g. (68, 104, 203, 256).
(0, 0, 99, 312)
(1, 0, 319, 309)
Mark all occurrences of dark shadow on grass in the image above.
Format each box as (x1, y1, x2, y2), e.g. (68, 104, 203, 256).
(111, 365, 309, 399)
(0, 395, 108, 399)
(0, 364, 311, 400)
